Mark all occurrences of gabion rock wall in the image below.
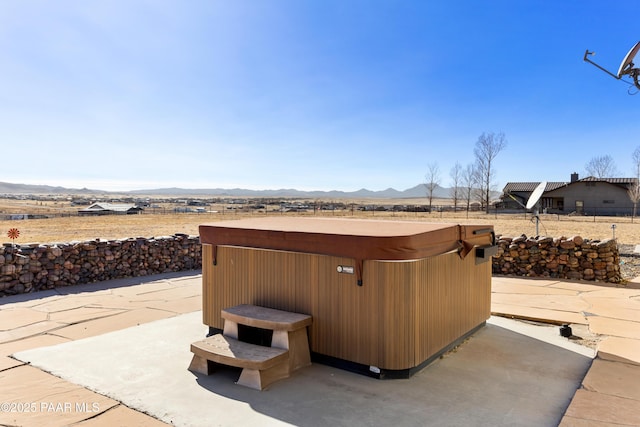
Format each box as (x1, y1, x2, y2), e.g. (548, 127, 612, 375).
(1, 232, 623, 296)
(0, 234, 201, 296)
(492, 235, 621, 283)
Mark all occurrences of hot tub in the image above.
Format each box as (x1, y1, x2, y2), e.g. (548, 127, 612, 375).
(199, 217, 496, 378)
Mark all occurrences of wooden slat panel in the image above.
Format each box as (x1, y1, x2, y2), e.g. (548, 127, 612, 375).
(413, 252, 491, 364)
(372, 261, 415, 370)
(202, 244, 491, 371)
(314, 256, 380, 366)
(202, 244, 215, 326)
(203, 245, 314, 330)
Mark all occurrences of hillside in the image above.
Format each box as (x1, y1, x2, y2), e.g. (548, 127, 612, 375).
(0, 181, 439, 198)
(0, 181, 500, 199)
(0, 182, 104, 195)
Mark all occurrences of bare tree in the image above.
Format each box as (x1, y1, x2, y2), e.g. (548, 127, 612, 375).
(461, 163, 476, 214)
(449, 162, 462, 211)
(472, 166, 485, 208)
(585, 155, 620, 178)
(424, 162, 441, 212)
(629, 147, 640, 222)
(633, 147, 640, 178)
(474, 132, 507, 213)
(628, 180, 640, 221)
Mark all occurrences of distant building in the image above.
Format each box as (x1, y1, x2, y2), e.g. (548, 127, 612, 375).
(78, 203, 143, 216)
(502, 173, 638, 216)
(187, 200, 208, 206)
(501, 182, 566, 210)
(70, 198, 92, 206)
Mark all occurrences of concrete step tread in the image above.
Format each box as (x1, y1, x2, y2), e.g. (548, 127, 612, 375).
(222, 304, 312, 331)
(190, 334, 288, 370)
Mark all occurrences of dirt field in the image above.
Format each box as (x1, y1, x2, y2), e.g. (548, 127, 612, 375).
(2, 209, 639, 246)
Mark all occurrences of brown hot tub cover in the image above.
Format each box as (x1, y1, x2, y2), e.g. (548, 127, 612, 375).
(199, 218, 494, 283)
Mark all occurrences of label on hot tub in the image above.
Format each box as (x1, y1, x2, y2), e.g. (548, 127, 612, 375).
(336, 265, 354, 274)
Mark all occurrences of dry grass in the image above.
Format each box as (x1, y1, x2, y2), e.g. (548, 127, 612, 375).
(2, 208, 640, 245)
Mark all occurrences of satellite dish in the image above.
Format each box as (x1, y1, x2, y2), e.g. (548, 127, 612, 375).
(526, 181, 547, 236)
(617, 41, 640, 78)
(526, 181, 547, 210)
(584, 41, 640, 92)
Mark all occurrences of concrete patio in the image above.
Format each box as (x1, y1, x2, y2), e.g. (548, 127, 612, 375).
(0, 271, 638, 426)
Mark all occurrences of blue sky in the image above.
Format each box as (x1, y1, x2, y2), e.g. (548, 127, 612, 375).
(1, 1, 639, 192)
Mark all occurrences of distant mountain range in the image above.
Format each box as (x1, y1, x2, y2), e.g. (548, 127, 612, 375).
(0, 182, 106, 195)
(126, 184, 442, 198)
(0, 181, 483, 199)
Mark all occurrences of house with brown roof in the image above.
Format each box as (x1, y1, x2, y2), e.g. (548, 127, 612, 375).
(502, 181, 567, 211)
(502, 173, 639, 216)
